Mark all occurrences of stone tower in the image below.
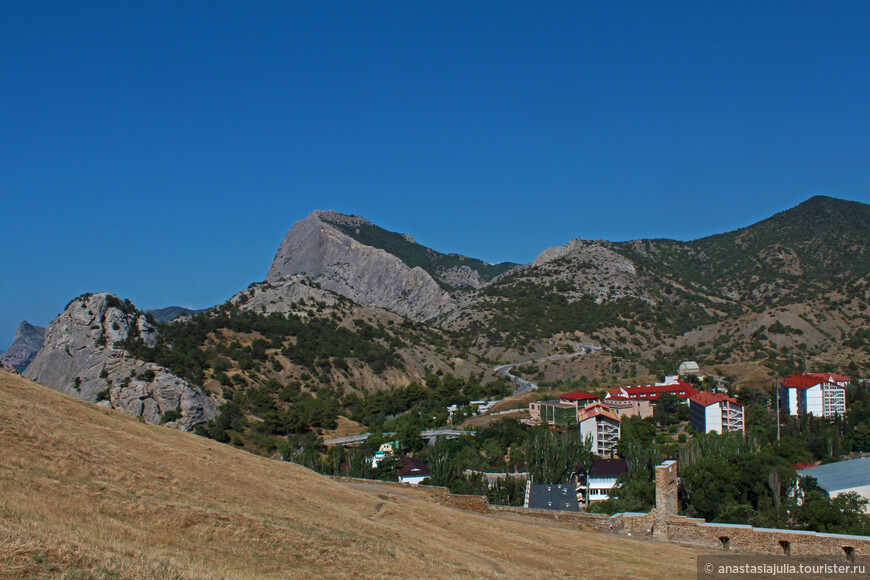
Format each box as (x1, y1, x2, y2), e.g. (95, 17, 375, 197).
(654, 460, 678, 539)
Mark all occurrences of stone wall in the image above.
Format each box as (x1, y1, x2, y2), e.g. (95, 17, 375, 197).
(437, 492, 490, 513)
(332, 466, 870, 560)
(328, 477, 490, 513)
(646, 461, 870, 559)
(618, 512, 656, 535)
(663, 515, 870, 558)
(489, 504, 613, 531)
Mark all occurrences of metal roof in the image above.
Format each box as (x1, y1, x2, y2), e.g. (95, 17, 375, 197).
(797, 457, 870, 493)
(527, 484, 580, 512)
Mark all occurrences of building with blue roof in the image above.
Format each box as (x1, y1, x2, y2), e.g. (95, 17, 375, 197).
(797, 457, 870, 511)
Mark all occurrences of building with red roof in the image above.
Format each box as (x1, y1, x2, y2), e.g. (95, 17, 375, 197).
(780, 373, 849, 418)
(558, 390, 599, 404)
(689, 392, 744, 434)
(577, 402, 621, 456)
(607, 378, 698, 402)
(528, 390, 601, 427)
(602, 394, 653, 419)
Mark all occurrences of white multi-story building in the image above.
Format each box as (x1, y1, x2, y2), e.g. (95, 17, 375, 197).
(780, 373, 849, 418)
(689, 392, 745, 434)
(578, 402, 621, 457)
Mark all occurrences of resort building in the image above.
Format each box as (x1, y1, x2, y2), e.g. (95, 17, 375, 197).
(689, 392, 745, 434)
(528, 390, 599, 427)
(607, 377, 698, 402)
(780, 373, 849, 418)
(578, 402, 621, 457)
(602, 395, 653, 419)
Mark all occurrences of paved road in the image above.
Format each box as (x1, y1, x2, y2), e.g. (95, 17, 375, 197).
(495, 344, 602, 395)
(324, 428, 466, 446)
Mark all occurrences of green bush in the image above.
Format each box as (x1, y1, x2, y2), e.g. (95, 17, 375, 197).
(160, 406, 182, 424)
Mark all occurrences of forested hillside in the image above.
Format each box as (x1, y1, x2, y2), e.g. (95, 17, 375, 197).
(449, 196, 870, 379)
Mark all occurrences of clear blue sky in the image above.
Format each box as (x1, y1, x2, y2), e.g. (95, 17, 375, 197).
(1, 1, 868, 350)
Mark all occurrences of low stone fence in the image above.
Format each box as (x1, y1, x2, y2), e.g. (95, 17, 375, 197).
(328, 476, 490, 513)
(463, 470, 529, 485)
(663, 515, 870, 558)
(615, 511, 655, 535)
(488, 504, 614, 531)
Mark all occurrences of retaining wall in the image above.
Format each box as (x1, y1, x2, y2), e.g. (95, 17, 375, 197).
(489, 505, 615, 531)
(328, 476, 490, 513)
(664, 515, 870, 558)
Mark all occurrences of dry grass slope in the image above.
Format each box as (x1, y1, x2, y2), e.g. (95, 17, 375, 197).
(0, 370, 705, 579)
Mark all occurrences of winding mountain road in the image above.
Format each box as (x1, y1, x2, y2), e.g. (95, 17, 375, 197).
(325, 345, 603, 445)
(495, 344, 602, 394)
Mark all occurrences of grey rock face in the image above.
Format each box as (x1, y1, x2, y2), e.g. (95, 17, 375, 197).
(230, 274, 342, 316)
(266, 211, 453, 320)
(0, 321, 45, 371)
(436, 265, 486, 290)
(533, 239, 645, 303)
(23, 293, 218, 431)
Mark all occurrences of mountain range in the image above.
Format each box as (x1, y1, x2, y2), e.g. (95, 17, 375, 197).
(6, 195, 869, 434)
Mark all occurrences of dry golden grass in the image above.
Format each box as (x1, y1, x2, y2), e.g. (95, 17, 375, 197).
(0, 370, 707, 578)
(320, 415, 367, 439)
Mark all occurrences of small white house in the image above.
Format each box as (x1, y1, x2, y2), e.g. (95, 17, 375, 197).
(575, 458, 628, 503)
(396, 457, 431, 485)
(678, 361, 701, 376)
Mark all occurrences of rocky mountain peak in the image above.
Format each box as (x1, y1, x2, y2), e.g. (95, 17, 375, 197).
(0, 321, 45, 371)
(23, 292, 218, 431)
(266, 211, 453, 320)
(311, 209, 372, 229)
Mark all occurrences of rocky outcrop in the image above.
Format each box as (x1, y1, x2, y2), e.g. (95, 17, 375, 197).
(230, 275, 344, 316)
(532, 239, 645, 303)
(266, 211, 453, 320)
(436, 264, 487, 290)
(1, 362, 20, 375)
(0, 321, 45, 371)
(23, 293, 218, 431)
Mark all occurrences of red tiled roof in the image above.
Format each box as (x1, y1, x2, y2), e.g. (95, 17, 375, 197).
(607, 379, 698, 400)
(689, 391, 739, 407)
(577, 402, 621, 423)
(604, 395, 631, 401)
(781, 374, 821, 389)
(559, 390, 598, 401)
(781, 373, 851, 390)
(807, 372, 851, 383)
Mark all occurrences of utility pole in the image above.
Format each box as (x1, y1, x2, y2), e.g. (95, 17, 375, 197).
(775, 376, 781, 442)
